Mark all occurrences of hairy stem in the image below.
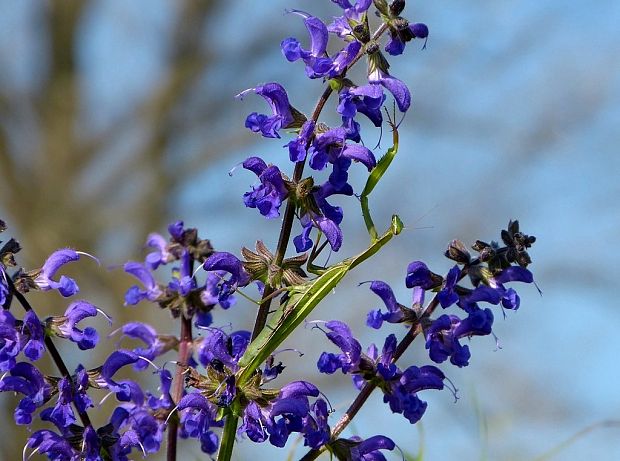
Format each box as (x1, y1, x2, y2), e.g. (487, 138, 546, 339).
(166, 254, 197, 461)
(166, 313, 193, 461)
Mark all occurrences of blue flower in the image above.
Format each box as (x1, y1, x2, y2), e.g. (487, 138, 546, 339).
(349, 434, 396, 461)
(123, 261, 163, 305)
(47, 300, 110, 350)
(438, 265, 460, 308)
(331, 0, 372, 19)
(287, 120, 315, 162)
(115, 322, 178, 370)
(236, 380, 326, 449)
(318, 323, 446, 425)
(26, 425, 103, 461)
(177, 393, 220, 455)
(40, 376, 77, 427)
(167, 250, 195, 296)
(0, 362, 51, 424)
(237, 82, 300, 139)
(198, 328, 250, 371)
(368, 68, 411, 113)
(302, 398, 330, 449)
(33, 248, 82, 297)
(242, 157, 289, 218)
(282, 10, 362, 79)
(22, 310, 46, 361)
(317, 321, 362, 374)
(366, 280, 408, 328)
(144, 232, 171, 270)
(489, 266, 534, 310)
(309, 127, 376, 172)
(385, 22, 429, 56)
(202, 252, 251, 304)
(0, 309, 21, 371)
(425, 308, 494, 367)
(281, 12, 333, 78)
(101, 350, 146, 405)
(405, 261, 439, 289)
(200, 271, 238, 313)
(26, 429, 74, 460)
(338, 84, 385, 128)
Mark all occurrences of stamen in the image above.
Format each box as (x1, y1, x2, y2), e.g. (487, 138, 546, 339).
(98, 391, 115, 406)
(76, 250, 101, 266)
(165, 404, 181, 425)
(96, 308, 113, 325)
(137, 355, 160, 372)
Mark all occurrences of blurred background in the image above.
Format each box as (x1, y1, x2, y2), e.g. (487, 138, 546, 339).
(1, 0, 619, 459)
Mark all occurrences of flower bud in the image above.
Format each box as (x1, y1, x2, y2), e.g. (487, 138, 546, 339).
(389, 0, 406, 16)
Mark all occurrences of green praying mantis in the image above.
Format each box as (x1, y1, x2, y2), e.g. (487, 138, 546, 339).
(236, 115, 402, 386)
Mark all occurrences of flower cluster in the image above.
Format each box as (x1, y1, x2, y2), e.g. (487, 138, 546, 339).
(237, 0, 428, 255)
(367, 221, 536, 367)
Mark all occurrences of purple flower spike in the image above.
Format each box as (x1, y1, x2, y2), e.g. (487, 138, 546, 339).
(34, 248, 82, 297)
(237, 82, 297, 138)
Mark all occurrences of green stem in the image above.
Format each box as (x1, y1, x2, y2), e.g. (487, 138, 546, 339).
(218, 407, 240, 461)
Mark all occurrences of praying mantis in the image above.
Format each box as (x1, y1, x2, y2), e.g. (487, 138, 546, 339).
(237, 115, 402, 386)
